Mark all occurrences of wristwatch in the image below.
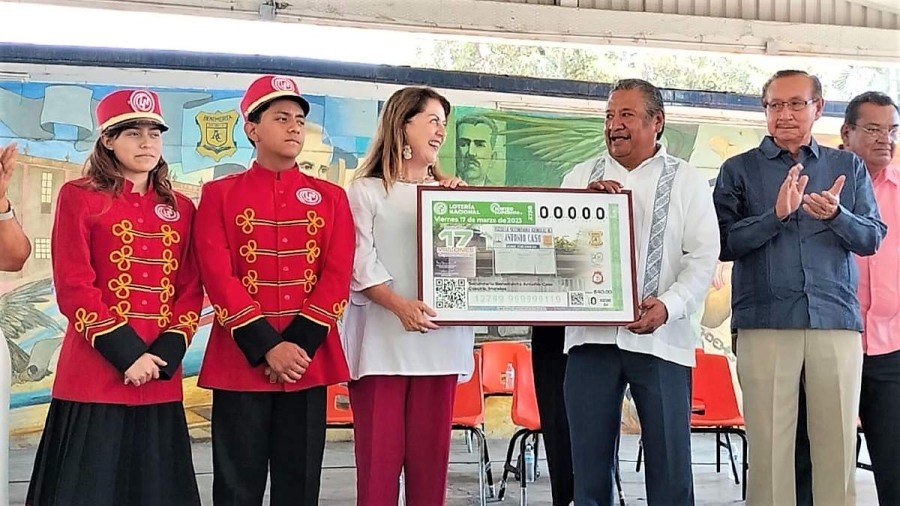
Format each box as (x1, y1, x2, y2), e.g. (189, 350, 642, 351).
(0, 201, 15, 221)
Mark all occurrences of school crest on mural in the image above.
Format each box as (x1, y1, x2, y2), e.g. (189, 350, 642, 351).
(195, 110, 239, 162)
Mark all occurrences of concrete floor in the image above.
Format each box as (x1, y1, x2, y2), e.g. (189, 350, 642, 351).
(9, 433, 878, 505)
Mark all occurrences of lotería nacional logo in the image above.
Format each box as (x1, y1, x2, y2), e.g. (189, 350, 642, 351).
(155, 203, 181, 222)
(129, 90, 155, 112)
(195, 110, 239, 162)
(296, 188, 322, 206)
(271, 76, 297, 92)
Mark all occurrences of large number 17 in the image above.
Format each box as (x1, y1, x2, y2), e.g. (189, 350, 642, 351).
(438, 228, 474, 248)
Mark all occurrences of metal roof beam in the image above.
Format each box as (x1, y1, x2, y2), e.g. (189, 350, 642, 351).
(13, 0, 900, 62)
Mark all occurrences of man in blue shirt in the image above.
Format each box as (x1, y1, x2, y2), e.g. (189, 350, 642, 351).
(714, 70, 885, 506)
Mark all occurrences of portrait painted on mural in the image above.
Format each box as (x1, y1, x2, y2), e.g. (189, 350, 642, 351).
(454, 114, 501, 186)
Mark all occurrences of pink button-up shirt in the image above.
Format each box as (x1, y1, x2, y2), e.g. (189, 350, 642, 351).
(858, 165, 900, 356)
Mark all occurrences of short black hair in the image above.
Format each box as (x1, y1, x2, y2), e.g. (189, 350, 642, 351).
(246, 101, 271, 125)
(761, 70, 823, 106)
(610, 78, 666, 140)
(244, 101, 272, 148)
(246, 97, 311, 147)
(844, 91, 899, 126)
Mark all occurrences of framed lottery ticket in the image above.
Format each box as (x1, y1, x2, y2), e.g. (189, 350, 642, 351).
(417, 187, 639, 326)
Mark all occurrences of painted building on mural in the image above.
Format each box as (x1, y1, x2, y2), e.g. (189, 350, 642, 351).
(0, 75, 879, 445)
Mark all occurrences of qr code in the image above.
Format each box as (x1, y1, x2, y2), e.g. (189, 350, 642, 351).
(568, 291, 585, 307)
(435, 278, 468, 310)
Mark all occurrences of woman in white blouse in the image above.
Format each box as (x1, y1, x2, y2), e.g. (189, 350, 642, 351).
(342, 86, 475, 506)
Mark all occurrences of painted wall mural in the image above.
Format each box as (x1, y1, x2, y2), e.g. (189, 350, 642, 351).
(0, 80, 865, 444)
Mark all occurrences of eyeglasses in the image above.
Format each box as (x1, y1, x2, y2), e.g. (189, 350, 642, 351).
(764, 99, 818, 112)
(850, 124, 900, 141)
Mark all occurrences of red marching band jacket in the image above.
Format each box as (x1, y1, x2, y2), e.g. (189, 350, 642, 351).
(51, 180, 203, 405)
(194, 162, 353, 392)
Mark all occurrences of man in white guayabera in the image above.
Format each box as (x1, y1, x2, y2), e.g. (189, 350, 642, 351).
(560, 79, 719, 506)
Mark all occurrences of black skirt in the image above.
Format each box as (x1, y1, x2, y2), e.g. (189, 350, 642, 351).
(26, 399, 201, 506)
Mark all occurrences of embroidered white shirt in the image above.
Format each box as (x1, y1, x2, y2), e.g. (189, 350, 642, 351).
(562, 146, 719, 367)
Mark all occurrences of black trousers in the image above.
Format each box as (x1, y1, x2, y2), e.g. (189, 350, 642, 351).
(565, 344, 694, 506)
(211, 387, 327, 506)
(531, 326, 575, 506)
(795, 375, 814, 506)
(797, 349, 900, 506)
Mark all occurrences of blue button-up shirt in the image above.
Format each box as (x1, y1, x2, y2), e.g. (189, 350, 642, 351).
(714, 136, 886, 331)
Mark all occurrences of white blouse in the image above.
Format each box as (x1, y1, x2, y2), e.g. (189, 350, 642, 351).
(341, 177, 475, 380)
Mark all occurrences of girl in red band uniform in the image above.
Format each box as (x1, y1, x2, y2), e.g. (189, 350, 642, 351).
(26, 89, 202, 506)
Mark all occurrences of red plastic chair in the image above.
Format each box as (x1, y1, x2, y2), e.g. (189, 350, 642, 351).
(480, 341, 529, 396)
(325, 382, 354, 428)
(690, 352, 747, 500)
(691, 347, 706, 412)
(510, 348, 541, 430)
(499, 346, 626, 506)
(451, 351, 494, 505)
(497, 347, 541, 505)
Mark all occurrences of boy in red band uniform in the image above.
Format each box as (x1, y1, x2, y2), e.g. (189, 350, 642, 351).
(194, 75, 353, 506)
(26, 89, 202, 506)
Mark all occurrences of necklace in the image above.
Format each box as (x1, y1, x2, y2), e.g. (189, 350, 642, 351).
(397, 167, 435, 184)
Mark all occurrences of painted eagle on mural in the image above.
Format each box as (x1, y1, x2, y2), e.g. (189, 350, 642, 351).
(0, 278, 64, 383)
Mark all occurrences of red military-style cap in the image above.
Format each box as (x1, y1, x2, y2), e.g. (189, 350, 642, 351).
(96, 89, 168, 133)
(240, 75, 310, 120)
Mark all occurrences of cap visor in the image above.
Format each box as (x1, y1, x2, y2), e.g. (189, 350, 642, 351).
(102, 114, 169, 133)
(248, 93, 311, 117)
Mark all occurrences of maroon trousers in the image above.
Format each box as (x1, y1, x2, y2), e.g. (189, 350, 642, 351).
(348, 374, 458, 506)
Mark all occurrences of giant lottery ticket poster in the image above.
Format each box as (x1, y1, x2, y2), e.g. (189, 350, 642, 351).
(418, 187, 639, 325)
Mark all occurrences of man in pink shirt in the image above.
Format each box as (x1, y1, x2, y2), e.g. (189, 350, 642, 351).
(846, 92, 900, 505)
(795, 91, 900, 506)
